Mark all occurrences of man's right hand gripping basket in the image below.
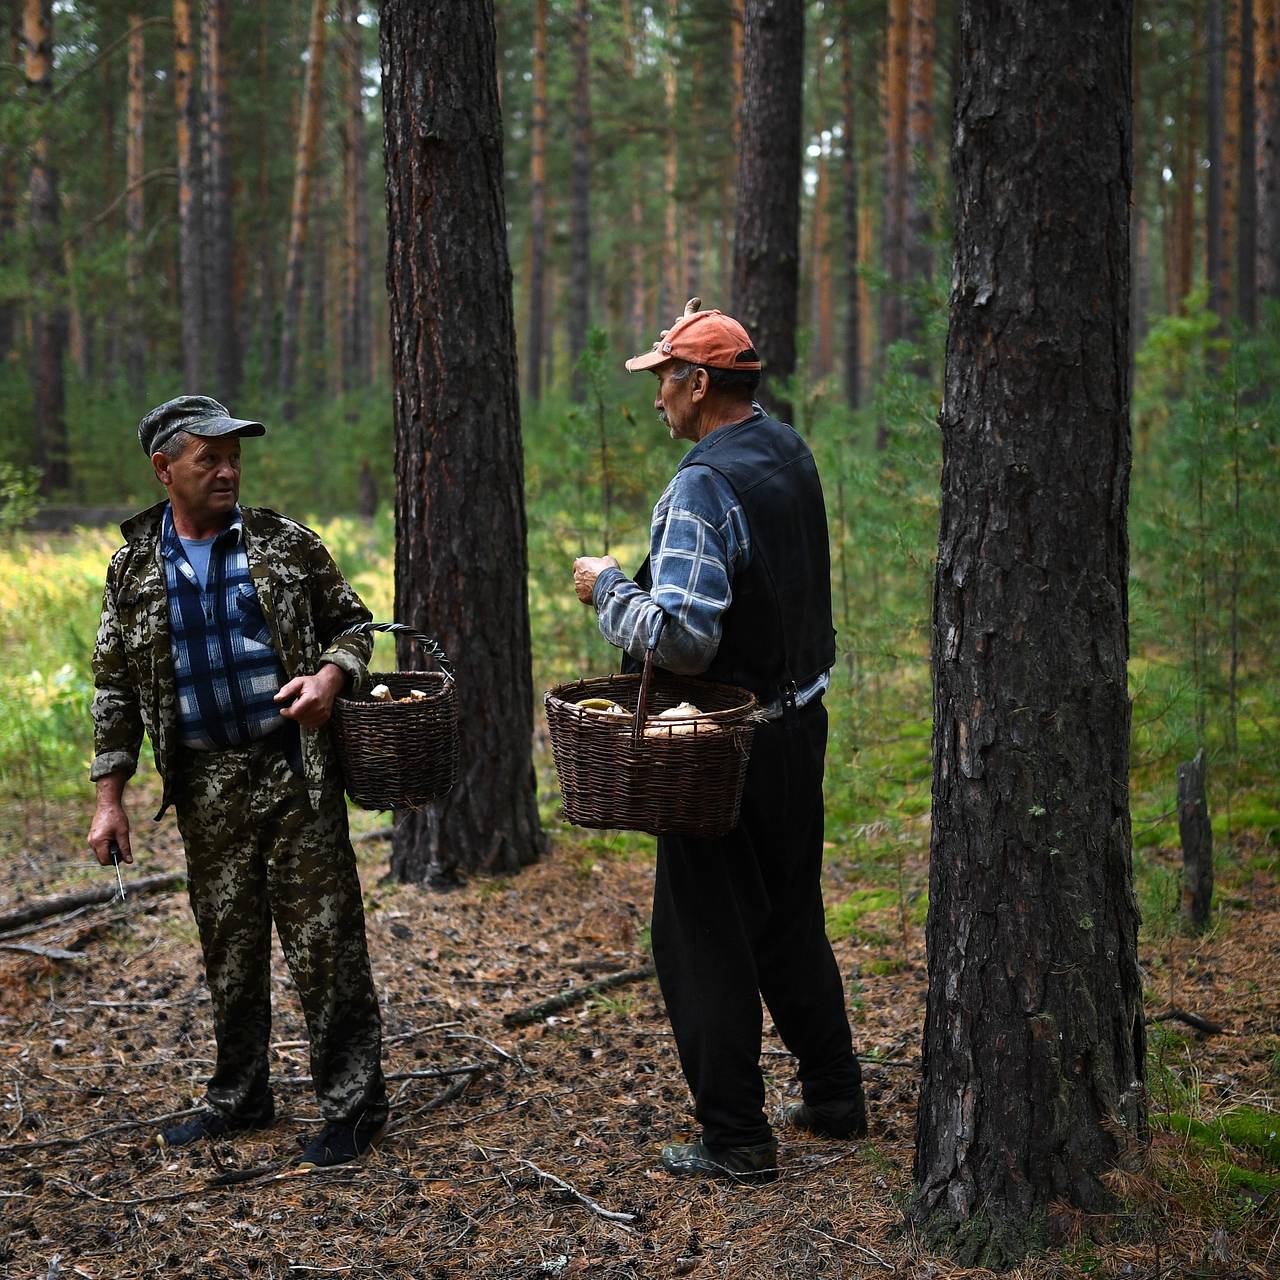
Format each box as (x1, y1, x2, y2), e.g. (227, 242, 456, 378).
(331, 622, 459, 810)
(544, 646, 759, 838)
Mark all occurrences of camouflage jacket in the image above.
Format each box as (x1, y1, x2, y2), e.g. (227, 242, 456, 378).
(91, 501, 373, 817)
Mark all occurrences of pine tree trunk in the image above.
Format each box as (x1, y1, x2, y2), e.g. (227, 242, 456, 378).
(567, 0, 590, 397)
(24, 0, 68, 493)
(255, 0, 275, 388)
(1208, 0, 1228, 321)
(1174, 7, 1201, 312)
(1260, 0, 1280, 302)
(340, 0, 372, 394)
(1239, 0, 1258, 326)
(305, 171, 329, 398)
(881, 0, 909, 355)
(903, 0, 934, 344)
(201, 0, 238, 401)
(662, 0, 680, 322)
(125, 12, 146, 399)
(732, 0, 804, 422)
(621, 0, 647, 349)
(0, 2, 16, 364)
(380, 0, 545, 886)
(173, 0, 202, 391)
(1223, 0, 1243, 320)
(525, 0, 547, 401)
(914, 1, 1144, 1266)
(279, 0, 328, 420)
(841, 10, 860, 410)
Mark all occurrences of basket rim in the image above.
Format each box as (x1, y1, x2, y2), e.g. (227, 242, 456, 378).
(336, 670, 455, 707)
(545, 672, 758, 720)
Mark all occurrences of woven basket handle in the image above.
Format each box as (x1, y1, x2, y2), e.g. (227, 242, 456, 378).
(630, 626, 661, 747)
(334, 620, 455, 684)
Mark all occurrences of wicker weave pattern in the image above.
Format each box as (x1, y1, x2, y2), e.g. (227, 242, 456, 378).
(330, 624, 459, 810)
(544, 667, 758, 837)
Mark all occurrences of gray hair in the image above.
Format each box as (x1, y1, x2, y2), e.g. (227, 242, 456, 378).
(158, 430, 196, 461)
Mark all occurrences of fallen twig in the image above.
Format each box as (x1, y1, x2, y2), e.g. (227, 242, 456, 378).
(510, 1155, 636, 1230)
(0, 872, 184, 936)
(805, 1224, 894, 1270)
(501, 964, 655, 1028)
(273, 1062, 490, 1088)
(2, 1106, 202, 1154)
(0, 941, 86, 962)
(1147, 1006, 1227, 1037)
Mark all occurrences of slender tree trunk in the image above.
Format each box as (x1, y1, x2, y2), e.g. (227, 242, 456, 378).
(858, 201, 874, 391)
(1175, 7, 1201, 312)
(340, 0, 372, 394)
(173, 0, 202, 390)
(662, 0, 680, 322)
(881, 0, 909, 355)
(903, 0, 934, 344)
(305, 171, 329, 397)
(725, 0, 745, 305)
(1239, 0, 1258, 326)
(125, 12, 146, 398)
(0, 1, 16, 364)
(24, 0, 68, 493)
(915, 0, 1143, 1266)
(1259, 0, 1280, 303)
(201, 0, 237, 400)
(380, 0, 545, 886)
(622, 0, 647, 348)
(841, 9, 860, 410)
(1223, 0, 1243, 319)
(733, 0, 805, 422)
(567, 0, 590, 396)
(279, 0, 328, 419)
(1208, 0, 1228, 321)
(256, 0, 275, 387)
(525, 0, 547, 401)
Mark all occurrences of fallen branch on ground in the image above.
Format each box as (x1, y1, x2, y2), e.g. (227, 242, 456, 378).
(0, 872, 184, 936)
(2, 1106, 203, 1154)
(509, 1156, 636, 1230)
(0, 941, 87, 962)
(1147, 1006, 1227, 1037)
(273, 1062, 490, 1087)
(501, 964, 655, 1028)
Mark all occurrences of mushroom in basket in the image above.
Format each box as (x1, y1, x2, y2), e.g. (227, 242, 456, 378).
(575, 696, 629, 718)
(644, 701, 721, 737)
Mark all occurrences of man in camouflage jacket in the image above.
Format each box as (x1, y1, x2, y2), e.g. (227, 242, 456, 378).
(87, 395, 388, 1169)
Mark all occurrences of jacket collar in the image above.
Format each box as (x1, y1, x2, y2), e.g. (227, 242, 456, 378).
(120, 499, 246, 545)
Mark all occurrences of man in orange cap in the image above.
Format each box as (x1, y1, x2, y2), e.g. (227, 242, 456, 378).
(573, 302, 866, 1184)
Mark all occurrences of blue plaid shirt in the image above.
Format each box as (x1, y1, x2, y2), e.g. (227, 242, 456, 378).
(161, 503, 289, 750)
(592, 413, 830, 718)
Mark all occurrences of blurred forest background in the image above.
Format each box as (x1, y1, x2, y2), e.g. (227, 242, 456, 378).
(0, 0, 1276, 900)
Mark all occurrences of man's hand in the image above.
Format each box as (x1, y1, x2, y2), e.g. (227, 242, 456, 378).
(574, 555, 620, 604)
(275, 663, 347, 728)
(88, 774, 132, 866)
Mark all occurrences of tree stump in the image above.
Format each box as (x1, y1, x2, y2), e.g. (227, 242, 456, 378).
(1178, 748, 1213, 930)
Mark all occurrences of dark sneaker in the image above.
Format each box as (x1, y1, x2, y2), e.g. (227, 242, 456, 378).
(779, 1091, 867, 1140)
(156, 1105, 274, 1149)
(296, 1118, 385, 1170)
(659, 1139, 779, 1185)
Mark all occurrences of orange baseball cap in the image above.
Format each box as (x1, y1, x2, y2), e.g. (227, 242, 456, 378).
(625, 305, 761, 373)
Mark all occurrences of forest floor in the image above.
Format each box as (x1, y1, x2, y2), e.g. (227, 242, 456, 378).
(0, 788, 1276, 1280)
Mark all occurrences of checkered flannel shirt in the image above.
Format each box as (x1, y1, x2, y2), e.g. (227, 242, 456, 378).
(160, 503, 289, 749)
(592, 419, 829, 719)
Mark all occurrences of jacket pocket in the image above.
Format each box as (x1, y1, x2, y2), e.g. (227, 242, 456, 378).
(235, 583, 275, 648)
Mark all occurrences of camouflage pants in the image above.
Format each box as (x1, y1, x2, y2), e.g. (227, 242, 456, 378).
(173, 733, 387, 1128)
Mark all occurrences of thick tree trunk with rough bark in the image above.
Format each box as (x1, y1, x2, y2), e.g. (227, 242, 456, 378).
(279, 0, 328, 419)
(914, 1, 1144, 1267)
(24, 0, 68, 494)
(567, 0, 590, 397)
(125, 12, 146, 398)
(732, 0, 804, 421)
(525, 0, 547, 401)
(1258, 0, 1280, 301)
(201, 0, 238, 401)
(380, 0, 545, 887)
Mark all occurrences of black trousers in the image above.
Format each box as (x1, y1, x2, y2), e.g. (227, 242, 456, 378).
(652, 698, 862, 1149)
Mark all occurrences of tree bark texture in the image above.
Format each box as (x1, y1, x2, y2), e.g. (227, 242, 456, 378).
(1177, 749, 1213, 931)
(525, 0, 547, 401)
(279, 0, 328, 419)
(1, 0, 20, 363)
(340, 0, 372, 395)
(1259, 0, 1280, 302)
(380, 0, 545, 886)
(732, 0, 804, 422)
(567, 0, 590, 397)
(915, 1, 1144, 1265)
(200, 0, 238, 401)
(881, 0, 909, 354)
(173, 0, 202, 391)
(24, 0, 69, 494)
(904, 0, 935, 344)
(125, 12, 146, 399)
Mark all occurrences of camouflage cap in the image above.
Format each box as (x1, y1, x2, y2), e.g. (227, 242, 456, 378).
(138, 395, 266, 457)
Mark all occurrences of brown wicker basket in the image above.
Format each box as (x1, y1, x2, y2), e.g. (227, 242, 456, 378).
(331, 622, 458, 810)
(544, 645, 759, 838)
